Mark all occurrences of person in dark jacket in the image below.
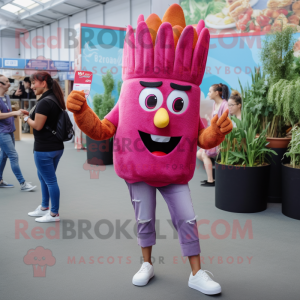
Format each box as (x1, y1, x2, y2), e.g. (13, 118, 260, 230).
(12, 77, 36, 100)
(24, 72, 65, 223)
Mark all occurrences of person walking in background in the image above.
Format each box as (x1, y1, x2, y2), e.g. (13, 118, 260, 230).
(23, 72, 65, 223)
(0, 75, 36, 191)
(228, 90, 242, 126)
(197, 83, 229, 187)
(12, 77, 36, 100)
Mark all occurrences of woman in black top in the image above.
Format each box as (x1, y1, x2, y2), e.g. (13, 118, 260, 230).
(23, 71, 66, 223)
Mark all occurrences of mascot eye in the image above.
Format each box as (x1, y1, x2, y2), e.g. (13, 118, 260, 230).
(172, 97, 184, 112)
(145, 94, 157, 109)
(139, 88, 163, 111)
(167, 90, 189, 114)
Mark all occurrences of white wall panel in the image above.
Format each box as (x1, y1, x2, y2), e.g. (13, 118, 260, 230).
(24, 34, 31, 59)
(19, 34, 25, 59)
(70, 10, 86, 29)
(59, 18, 69, 61)
(87, 5, 103, 25)
(151, 0, 180, 19)
(44, 25, 51, 59)
(132, 0, 150, 26)
(105, 0, 130, 27)
(36, 28, 44, 58)
(2, 37, 20, 58)
(69, 11, 86, 62)
(50, 22, 59, 60)
(30, 29, 37, 59)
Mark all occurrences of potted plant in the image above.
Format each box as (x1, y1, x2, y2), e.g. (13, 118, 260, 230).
(259, 27, 299, 202)
(238, 28, 299, 203)
(86, 71, 120, 165)
(215, 105, 276, 213)
(281, 125, 300, 220)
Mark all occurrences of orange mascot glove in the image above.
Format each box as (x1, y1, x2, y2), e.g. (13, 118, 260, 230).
(198, 110, 233, 149)
(67, 90, 116, 141)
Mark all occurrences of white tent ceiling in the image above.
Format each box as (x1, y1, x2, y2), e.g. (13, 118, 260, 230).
(0, 0, 111, 36)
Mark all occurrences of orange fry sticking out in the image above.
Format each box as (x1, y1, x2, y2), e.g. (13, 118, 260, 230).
(192, 27, 198, 49)
(145, 13, 162, 45)
(162, 4, 186, 28)
(172, 25, 184, 48)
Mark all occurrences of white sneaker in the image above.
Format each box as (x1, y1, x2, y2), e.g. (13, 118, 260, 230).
(21, 182, 36, 192)
(132, 262, 154, 286)
(35, 211, 60, 223)
(0, 180, 14, 188)
(188, 269, 221, 295)
(28, 205, 49, 217)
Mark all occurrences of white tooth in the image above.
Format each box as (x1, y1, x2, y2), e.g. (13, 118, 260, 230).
(150, 134, 171, 143)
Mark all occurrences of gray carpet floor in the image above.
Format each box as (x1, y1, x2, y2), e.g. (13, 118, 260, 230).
(1, 136, 300, 300)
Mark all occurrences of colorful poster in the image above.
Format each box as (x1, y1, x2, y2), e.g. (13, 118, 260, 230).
(180, 0, 300, 36)
(201, 32, 300, 99)
(75, 24, 126, 109)
(179, 1, 300, 106)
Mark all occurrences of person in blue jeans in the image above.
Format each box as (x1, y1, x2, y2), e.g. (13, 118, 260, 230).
(25, 71, 65, 223)
(0, 75, 36, 191)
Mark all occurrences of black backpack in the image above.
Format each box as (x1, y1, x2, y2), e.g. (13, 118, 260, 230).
(44, 95, 74, 142)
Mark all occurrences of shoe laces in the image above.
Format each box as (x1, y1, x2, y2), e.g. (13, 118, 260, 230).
(138, 263, 151, 273)
(35, 206, 41, 211)
(199, 270, 214, 281)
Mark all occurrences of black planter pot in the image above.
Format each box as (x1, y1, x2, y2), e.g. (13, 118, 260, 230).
(282, 164, 300, 220)
(266, 148, 287, 203)
(86, 136, 113, 165)
(215, 162, 270, 213)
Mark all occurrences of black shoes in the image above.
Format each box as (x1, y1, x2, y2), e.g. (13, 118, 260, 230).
(200, 180, 215, 187)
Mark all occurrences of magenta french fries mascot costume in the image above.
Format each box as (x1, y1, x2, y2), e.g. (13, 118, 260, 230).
(67, 4, 233, 295)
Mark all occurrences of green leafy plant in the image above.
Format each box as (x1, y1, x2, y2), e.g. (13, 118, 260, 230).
(239, 67, 277, 136)
(180, 0, 226, 25)
(293, 56, 300, 76)
(284, 126, 300, 168)
(260, 27, 296, 85)
(93, 71, 115, 120)
(267, 78, 300, 129)
(219, 103, 277, 167)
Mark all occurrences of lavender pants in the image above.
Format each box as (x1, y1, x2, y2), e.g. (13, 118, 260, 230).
(126, 181, 200, 257)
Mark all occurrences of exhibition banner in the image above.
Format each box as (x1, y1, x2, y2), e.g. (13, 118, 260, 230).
(25, 59, 48, 70)
(2, 58, 25, 69)
(49, 60, 70, 71)
(201, 32, 300, 99)
(180, 0, 300, 36)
